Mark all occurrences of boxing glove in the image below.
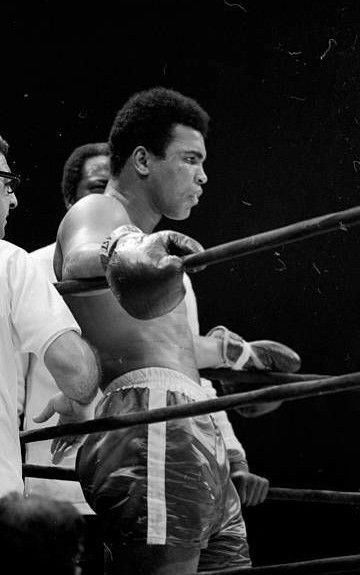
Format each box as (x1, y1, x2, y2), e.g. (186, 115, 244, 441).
(206, 325, 301, 417)
(206, 325, 301, 372)
(100, 224, 204, 319)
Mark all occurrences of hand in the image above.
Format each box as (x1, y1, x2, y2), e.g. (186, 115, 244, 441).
(34, 392, 95, 465)
(100, 224, 204, 319)
(231, 470, 269, 506)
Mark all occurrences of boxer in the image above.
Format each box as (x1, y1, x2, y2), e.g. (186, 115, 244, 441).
(50, 87, 300, 574)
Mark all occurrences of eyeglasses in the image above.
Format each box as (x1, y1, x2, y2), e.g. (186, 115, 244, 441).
(0, 170, 21, 194)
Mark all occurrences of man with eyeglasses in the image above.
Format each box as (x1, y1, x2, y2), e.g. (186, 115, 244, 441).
(0, 133, 101, 499)
(0, 167, 20, 235)
(0, 169, 21, 190)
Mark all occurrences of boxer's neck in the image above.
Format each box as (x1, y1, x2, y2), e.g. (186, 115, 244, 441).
(106, 185, 161, 234)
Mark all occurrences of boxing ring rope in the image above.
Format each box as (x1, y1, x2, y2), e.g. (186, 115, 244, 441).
(21, 367, 360, 503)
(201, 369, 328, 394)
(20, 371, 360, 444)
(20, 463, 360, 572)
(197, 553, 360, 574)
(53, 204, 360, 295)
(21, 465, 360, 575)
(20, 463, 360, 507)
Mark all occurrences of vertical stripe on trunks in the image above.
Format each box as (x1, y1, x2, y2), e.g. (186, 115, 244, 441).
(147, 387, 167, 544)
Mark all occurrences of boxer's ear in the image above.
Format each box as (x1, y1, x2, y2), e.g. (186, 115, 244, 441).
(132, 146, 150, 176)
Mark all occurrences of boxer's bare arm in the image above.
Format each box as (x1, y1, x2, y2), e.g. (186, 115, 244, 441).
(54, 194, 131, 281)
(44, 330, 100, 405)
(183, 275, 225, 368)
(192, 335, 224, 369)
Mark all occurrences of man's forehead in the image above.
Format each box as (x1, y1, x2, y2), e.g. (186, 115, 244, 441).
(170, 124, 206, 155)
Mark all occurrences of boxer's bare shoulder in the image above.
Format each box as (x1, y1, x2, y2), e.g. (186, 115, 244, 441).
(59, 193, 131, 250)
(54, 194, 131, 281)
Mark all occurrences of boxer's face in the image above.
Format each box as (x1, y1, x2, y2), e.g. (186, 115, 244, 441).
(148, 124, 207, 220)
(0, 154, 18, 239)
(74, 154, 110, 204)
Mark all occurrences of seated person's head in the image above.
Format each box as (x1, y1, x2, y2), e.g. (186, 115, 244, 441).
(0, 491, 85, 575)
(61, 142, 110, 209)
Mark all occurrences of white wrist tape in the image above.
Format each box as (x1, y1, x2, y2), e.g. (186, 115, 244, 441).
(248, 349, 267, 370)
(206, 325, 252, 370)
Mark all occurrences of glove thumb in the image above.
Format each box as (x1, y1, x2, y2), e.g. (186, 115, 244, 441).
(160, 231, 205, 272)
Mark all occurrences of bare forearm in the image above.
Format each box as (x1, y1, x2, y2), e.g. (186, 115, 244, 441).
(193, 335, 223, 368)
(44, 331, 101, 404)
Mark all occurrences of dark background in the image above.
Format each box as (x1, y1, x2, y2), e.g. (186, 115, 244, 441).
(3, 0, 360, 568)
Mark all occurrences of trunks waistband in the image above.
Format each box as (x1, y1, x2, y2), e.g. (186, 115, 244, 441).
(103, 367, 208, 403)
